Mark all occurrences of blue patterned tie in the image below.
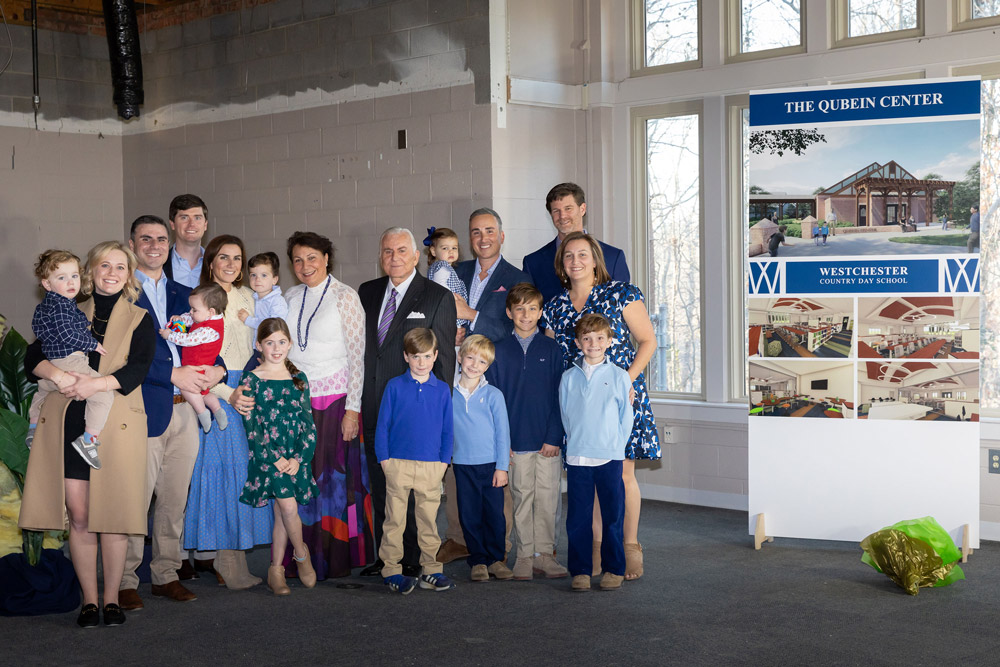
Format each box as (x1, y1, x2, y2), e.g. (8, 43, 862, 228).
(377, 288, 397, 346)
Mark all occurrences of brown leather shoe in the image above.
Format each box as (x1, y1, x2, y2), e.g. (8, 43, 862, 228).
(176, 559, 198, 581)
(118, 588, 144, 611)
(150, 580, 197, 602)
(436, 538, 469, 564)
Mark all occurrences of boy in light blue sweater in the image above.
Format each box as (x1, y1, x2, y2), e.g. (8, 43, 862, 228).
(559, 313, 633, 592)
(374, 328, 456, 595)
(453, 334, 512, 582)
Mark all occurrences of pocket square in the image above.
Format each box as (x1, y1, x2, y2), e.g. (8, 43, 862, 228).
(492, 286, 508, 292)
(407, 312, 425, 319)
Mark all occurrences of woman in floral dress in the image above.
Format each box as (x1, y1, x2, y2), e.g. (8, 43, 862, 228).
(543, 231, 661, 581)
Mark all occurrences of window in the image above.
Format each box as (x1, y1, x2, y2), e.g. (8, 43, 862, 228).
(833, 0, 923, 46)
(726, 0, 804, 62)
(633, 102, 703, 396)
(953, 0, 1000, 29)
(633, 0, 700, 74)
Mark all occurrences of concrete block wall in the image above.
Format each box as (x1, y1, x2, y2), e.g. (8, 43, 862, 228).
(0, 126, 124, 333)
(122, 84, 492, 290)
(0, 25, 115, 122)
(138, 0, 491, 122)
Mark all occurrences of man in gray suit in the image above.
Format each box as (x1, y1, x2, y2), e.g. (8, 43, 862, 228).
(358, 228, 458, 576)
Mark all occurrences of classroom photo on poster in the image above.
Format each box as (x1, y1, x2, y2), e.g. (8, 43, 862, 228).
(750, 360, 854, 418)
(857, 360, 979, 421)
(856, 296, 979, 360)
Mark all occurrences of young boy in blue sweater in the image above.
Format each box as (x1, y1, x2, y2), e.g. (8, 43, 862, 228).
(485, 283, 567, 580)
(374, 328, 456, 595)
(453, 334, 512, 582)
(559, 313, 633, 592)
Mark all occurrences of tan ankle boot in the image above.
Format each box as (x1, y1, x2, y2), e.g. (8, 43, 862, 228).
(217, 549, 262, 590)
(267, 565, 291, 595)
(294, 545, 317, 589)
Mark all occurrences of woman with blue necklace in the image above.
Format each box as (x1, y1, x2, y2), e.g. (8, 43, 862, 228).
(278, 231, 373, 579)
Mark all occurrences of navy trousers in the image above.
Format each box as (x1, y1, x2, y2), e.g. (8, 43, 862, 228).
(566, 460, 625, 576)
(454, 463, 506, 567)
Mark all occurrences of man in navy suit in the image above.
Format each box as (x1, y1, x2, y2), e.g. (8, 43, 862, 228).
(162, 194, 208, 288)
(453, 208, 531, 342)
(522, 183, 630, 303)
(438, 208, 530, 564)
(118, 215, 225, 610)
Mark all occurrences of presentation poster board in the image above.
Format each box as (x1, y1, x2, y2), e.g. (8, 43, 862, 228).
(747, 77, 981, 547)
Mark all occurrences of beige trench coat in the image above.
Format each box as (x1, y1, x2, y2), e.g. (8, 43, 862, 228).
(18, 296, 149, 535)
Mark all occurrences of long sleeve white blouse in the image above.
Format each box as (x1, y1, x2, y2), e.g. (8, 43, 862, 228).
(284, 276, 365, 412)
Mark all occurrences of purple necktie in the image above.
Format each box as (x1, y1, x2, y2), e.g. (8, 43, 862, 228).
(377, 288, 397, 345)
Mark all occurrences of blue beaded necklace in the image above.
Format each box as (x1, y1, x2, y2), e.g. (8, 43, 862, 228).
(297, 275, 331, 351)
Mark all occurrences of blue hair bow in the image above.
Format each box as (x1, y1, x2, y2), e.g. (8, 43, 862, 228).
(423, 227, 436, 247)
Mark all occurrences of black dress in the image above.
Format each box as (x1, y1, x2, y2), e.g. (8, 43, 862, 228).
(25, 291, 155, 480)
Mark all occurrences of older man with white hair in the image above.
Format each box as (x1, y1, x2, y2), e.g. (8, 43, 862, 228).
(357, 227, 458, 577)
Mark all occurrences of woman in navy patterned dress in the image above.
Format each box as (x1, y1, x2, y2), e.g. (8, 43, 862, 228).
(543, 231, 660, 580)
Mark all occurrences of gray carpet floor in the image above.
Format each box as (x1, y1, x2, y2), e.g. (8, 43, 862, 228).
(7, 500, 1000, 666)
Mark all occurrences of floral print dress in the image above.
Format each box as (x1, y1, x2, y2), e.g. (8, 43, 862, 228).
(239, 372, 319, 507)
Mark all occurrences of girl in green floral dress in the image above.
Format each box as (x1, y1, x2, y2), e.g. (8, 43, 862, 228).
(239, 318, 320, 595)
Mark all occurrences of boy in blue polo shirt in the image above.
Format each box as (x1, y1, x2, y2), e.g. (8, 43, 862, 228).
(453, 334, 511, 582)
(374, 328, 456, 595)
(486, 282, 567, 581)
(559, 313, 633, 592)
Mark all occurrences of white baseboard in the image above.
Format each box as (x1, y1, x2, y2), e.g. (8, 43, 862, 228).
(638, 483, 749, 512)
(979, 521, 1000, 542)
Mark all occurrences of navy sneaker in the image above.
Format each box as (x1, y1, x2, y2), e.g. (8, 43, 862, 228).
(384, 574, 416, 595)
(418, 572, 455, 591)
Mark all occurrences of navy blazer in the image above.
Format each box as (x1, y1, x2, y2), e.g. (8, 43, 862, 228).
(522, 237, 630, 304)
(136, 278, 191, 439)
(454, 257, 531, 342)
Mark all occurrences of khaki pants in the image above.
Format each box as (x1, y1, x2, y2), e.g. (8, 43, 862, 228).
(380, 459, 446, 577)
(121, 402, 199, 588)
(509, 451, 562, 557)
(445, 464, 513, 554)
(29, 353, 113, 436)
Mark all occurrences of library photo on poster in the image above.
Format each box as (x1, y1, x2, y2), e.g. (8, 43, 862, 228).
(856, 296, 979, 360)
(749, 297, 853, 358)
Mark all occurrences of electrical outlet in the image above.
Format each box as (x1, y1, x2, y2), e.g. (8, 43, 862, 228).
(660, 424, 677, 444)
(990, 450, 1000, 474)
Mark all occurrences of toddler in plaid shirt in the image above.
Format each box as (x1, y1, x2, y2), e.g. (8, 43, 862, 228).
(27, 249, 112, 470)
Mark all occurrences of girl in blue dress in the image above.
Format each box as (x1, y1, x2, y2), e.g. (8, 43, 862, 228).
(543, 232, 661, 581)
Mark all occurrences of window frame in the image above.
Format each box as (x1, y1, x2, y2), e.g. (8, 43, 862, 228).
(726, 0, 807, 64)
(831, 0, 925, 48)
(726, 94, 750, 403)
(952, 0, 1000, 31)
(631, 0, 703, 77)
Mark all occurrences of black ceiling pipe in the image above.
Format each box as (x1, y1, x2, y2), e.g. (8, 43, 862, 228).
(102, 0, 144, 119)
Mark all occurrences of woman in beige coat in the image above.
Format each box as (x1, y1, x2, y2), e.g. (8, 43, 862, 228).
(19, 241, 155, 628)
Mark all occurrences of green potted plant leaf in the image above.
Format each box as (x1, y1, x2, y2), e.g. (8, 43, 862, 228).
(0, 324, 44, 565)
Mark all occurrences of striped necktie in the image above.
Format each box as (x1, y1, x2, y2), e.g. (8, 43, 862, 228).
(377, 288, 397, 345)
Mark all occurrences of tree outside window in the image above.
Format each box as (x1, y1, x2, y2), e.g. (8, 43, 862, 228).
(643, 0, 699, 68)
(741, 0, 801, 53)
(978, 78, 999, 410)
(973, 0, 1000, 18)
(645, 114, 702, 395)
(848, 0, 917, 37)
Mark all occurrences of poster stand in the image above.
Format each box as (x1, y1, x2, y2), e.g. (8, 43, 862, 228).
(753, 513, 772, 550)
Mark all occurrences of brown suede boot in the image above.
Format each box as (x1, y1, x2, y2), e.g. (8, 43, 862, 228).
(294, 545, 317, 589)
(216, 549, 262, 590)
(267, 565, 291, 596)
